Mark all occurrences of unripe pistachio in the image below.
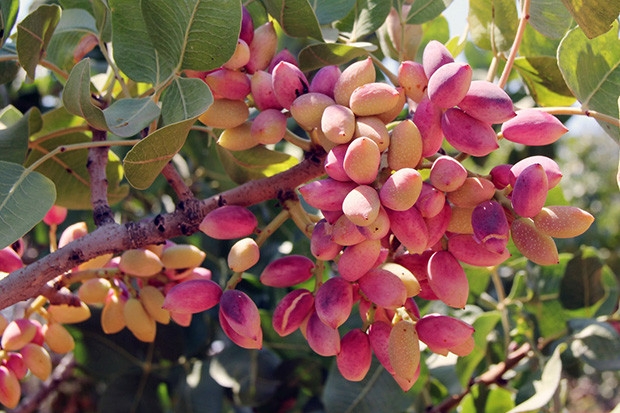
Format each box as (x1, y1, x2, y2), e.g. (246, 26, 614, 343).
(260, 255, 315, 287)
(200, 205, 258, 239)
(343, 137, 381, 184)
(413, 96, 444, 157)
(101, 292, 126, 334)
(43, 205, 68, 225)
(78, 253, 114, 271)
(398, 60, 428, 103)
(349, 82, 400, 117)
(305, 311, 340, 356)
(251, 108, 287, 145)
(239, 6, 254, 45)
(119, 248, 164, 277)
(510, 155, 562, 189)
(272, 289, 314, 336)
(217, 121, 260, 151)
(388, 320, 420, 384)
(58, 221, 88, 248)
(471, 200, 510, 254)
(271, 61, 309, 110)
(448, 234, 511, 267)
(250, 70, 282, 110)
(198, 98, 249, 129)
(387, 119, 423, 170)
(315, 277, 353, 328)
(228, 237, 260, 272)
(442, 108, 499, 157)
(376, 86, 406, 123)
(331, 214, 367, 246)
(386, 207, 429, 254)
(299, 178, 358, 211)
(422, 40, 454, 78)
(533, 206, 594, 238)
(0, 247, 22, 273)
(204, 68, 251, 100)
(379, 262, 420, 297)
(161, 244, 206, 270)
(428, 62, 472, 109)
(219, 290, 262, 349)
(222, 39, 251, 70)
(1, 318, 38, 351)
(124, 298, 157, 342)
(358, 206, 391, 240)
(290, 92, 335, 130)
(446, 177, 496, 208)
(368, 321, 395, 374)
(0, 366, 20, 408)
(78, 278, 111, 306)
(458, 80, 516, 123)
(42, 322, 75, 354)
(337, 329, 372, 381)
(310, 220, 342, 260)
(359, 267, 408, 309)
(416, 314, 474, 356)
(139, 285, 170, 325)
(309, 65, 341, 98)
(342, 185, 381, 227)
(324, 145, 350, 181)
(430, 155, 468, 192)
(501, 109, 568, 146)
(355, 116, 390, 152)
(511, 163, 548, 218)
(321, 104, 356, 144)
(47, 302, 91, 324)
(20, 343, 52, 380)
(162, 279, 222, 314)
(245, 21, 277, 74)
(446, 205, 474, 234)
(427, 250, 469, 308)
(379, 168, 423, 211)
(337, 239, 382, 281)
(511, 218, 559, 265)
(334, 57, 376, 106)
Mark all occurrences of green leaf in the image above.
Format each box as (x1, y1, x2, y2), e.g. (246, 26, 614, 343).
(322, 358, 421, 413)
(46, 8, 98, 72)
(313, 0, 357, 25)
(160, 77, 213, 125)
(59, 0, 111, 41)
(109, 0, 172, 84)
(141, 0, 241, 72)
(348, 0, 392, 42)
(558, 22, 620, 141)
(507, 343, 565, 413)
(468, 0, 518, 52)
(0, 0, 19, 46)
(520, 24, 562, 57)
(513, 56, 577, 107)
(560, 0, 620, 39)
(0, 50, 19, 84)
(15, 4, 61, 80)
(570, 321, 620, 371)
(216, 145, 299, 185)
(459, 384, 515, 413)
(406, 0, 452, 25)
(559, 250, 605, 310)
(298, 42, 370, 72)
(416, 14, 450, 61)
(123, 118, 196, 190)
(456, 311, 502, 387)
(63, 59, 107, 130)
(25, 133, 128, 209)
(0, 161, 56, 249)
(103, 98, 161, 138)
(529, 0, 573, 39)
(0, 106, 42, 163)
(262, 0, 323, 40)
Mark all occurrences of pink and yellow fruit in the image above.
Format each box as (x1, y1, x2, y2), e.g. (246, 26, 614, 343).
(441, 108, 499, 157)
(458, 80, 515, 123)
(101, 292, 126, 334)
(20, 343, 52, 380)
(448, 234, 511, 267)
(379, 168, 423, 211)
(349, 82, 400, 117)
(200, 205, 258, 239)
(222, 39, 251, 70)
(124, 297, 157, 342)
(304, 311, 340, 356)
(47, 302, 91, 324)
(331, 214, 367, 246)
(310, 220, 342, 260)
(387, 119, 423, 170)
(162, 279, 222, 314)
(398, 60, 428, 103)
(388, 320, 420, 385)
(272, 289, 314, 336)
(427, 250, 469, 308)
(337, 239, 382, 281)
(386, 207, 429, 254)
(429, 155, 468, 192)
(250, 70, 281, 110)
(354, 116, 390, 152)
(511, 218, 559, 265)
(260, 255, 315, 287)
(501, 109, 568, 146)
(413, 97, 444, 157)
(337, 329, 372, 381)
(321, 104, 356, 144)
(342, 185, 381, 227)
(198, 98, 249, 129)
(42, 322, 75, 354)
(139, 286, 170, 325)
(416, 314, 474, 356)
(378, 262, 421, 297)
(358, 267, 408, 309)
(119, 248, 164, 277)
(251, 108, 287, 145)
(334, 58, 376, 106)
(219, 290, 263, 349)
(290, 92, 335, 130)
(0, 366, 20, 408)
(245, 21, 277, 74)
(228, 237, 260, 272)
(216, 121, 260, 151)
(299, 178, 357, 211)
(161, 244, 206, 270)
(1, 318, 38, 351)
(422, 40, 454, 78)
(315, 277, 353, 329)
(204, 68, 250, 100)
(446, 177, 496, 208)
(343, 137, 381, 184)
(271, 61, 309, 110)
(533, 206, 594, 238)
(471, 200, 510, 254)
(510, 163, 548, 218)
(427, 62, 472, 109)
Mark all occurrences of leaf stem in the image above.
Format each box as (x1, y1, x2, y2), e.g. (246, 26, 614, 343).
(535, 106, 620, 127)
(497, 0, 531, 89)
(283, 129, 312, 152)
(370, 54, 399, 86)
(490, 266, 512, 350)
(254, 209, 291, 247)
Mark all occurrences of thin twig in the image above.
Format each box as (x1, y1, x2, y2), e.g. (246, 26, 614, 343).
(87, 128, 115, 226)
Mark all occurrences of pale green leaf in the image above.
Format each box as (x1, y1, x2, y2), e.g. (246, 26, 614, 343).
(142, 0, 242, 72)
(468, 0, 518, 52)
(0, 106, 42, 163)
(263, 0, 323, 40)
(299, 42, 369, 72)
(216, 145, 299, 184)
(456, 311, 502, 387)
(63, 59, 107, 130)
(507, 344, 565, 413)
(0, 49, 19, 84)
(570, 321, 620, 371)
(0, 161, 56, 249)
(529, 0, 573, 39)
(520, 24, 562, 57)
(406, 0, 452, 25)
(46, 9, 98, 72)
(103, 98, 161, 138)
(160, 77, 213, 125)
(16, 4, 61, 80)
(349, 0, 392, 42)
(25, 132, 128, 209)
(59, 0, 111, 41)
(558, 22, 620, 141)
(560, 0, 620, 39)
(109, 0, 172, 84)
(513, 56, 577, 107)
(313, 0, 356, 25)
(123, 118, 195, 189)
(1, 0, 19, 46)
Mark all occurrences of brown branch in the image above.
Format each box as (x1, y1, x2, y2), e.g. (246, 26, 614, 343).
(162, 161, 195, 202)
(0, 154, 326, 310)
(428, 342, 533, 413)
(87, 128, 115, 226)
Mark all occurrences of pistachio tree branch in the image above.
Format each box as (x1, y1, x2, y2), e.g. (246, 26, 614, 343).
(0, 153, 326, 310)
(87, 128, 115, 226)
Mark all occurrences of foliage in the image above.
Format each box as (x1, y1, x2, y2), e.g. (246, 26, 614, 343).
(0, 0, 619, 412)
